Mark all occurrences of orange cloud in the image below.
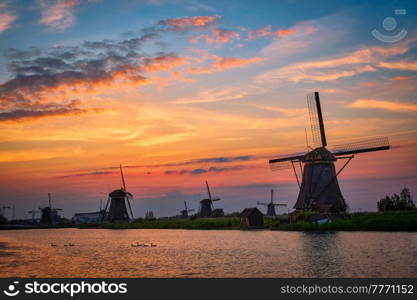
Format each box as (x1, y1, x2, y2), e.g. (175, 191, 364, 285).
(348, 99, 417, 112)
(276, 28, 296, 38)
(247, 26, 273, 40)
(142, 54, 189, 72)
(378, 60, 417, 71)
(0, 12, 15, 33)
(158, 15, 219, 31)
(363, 81, 376, 87)
(213, 56, 262, 70)
(187, 56, 262, 74)
(389, 76, 410, 81)
(39, 0, 80, 31)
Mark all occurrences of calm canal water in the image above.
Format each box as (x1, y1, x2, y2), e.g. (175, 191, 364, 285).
(0, 229, 416, 277)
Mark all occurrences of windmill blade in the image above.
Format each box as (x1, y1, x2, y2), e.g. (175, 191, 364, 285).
(212, 197, 221, 201)
(257, 202, 269, 205)
(188, 209, 195, 212)
(273, 204, 288, 207)
(184, 200, 187, 211)
(331, 137, 390, 156)
(269, 152, 305, 171)
(307, 92, 327, 147)
(126, 195, 134, 220)
(206, 181, 212, 200)
(120, 164, 126, 191)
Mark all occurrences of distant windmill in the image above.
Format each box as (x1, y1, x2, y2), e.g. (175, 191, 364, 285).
(269, 92, 390, 213)
(0, 206, 10, 218)
(27, 210, 40, 221)
(257, 189, 287, 217)
(39, 193, 62, 225)
(180, 200, 195, 218)
(104, 164, 134, 223)
(199, 181, 221, 217)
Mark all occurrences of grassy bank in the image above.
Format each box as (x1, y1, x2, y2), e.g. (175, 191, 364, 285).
(274, 211, 417, 231)
(79, 217, 241, 230)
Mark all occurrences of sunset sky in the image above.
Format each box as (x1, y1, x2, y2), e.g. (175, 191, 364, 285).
(1, 0, 417, 219)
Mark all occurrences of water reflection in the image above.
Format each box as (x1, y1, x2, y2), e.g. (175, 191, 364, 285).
(0, 229, 415, 277)
(299, 232, 342, 277)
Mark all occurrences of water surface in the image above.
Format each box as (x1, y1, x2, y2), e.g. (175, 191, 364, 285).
(0, 229, 416, 277)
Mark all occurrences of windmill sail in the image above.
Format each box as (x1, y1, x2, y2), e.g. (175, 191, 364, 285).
(307, 92, 327, 147)
(331, 137, 390, 156)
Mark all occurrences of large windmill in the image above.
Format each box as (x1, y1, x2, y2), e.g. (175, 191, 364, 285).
(104, 164, 134, 223)
(257, 189, 287, 217)
(199, 181, 221, 217)
(180, 200, 195, 218)
(39, 193, 62, 225)
(269, 92, 390, 213)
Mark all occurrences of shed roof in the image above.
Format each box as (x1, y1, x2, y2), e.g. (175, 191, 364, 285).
(240, 207, 263, 217)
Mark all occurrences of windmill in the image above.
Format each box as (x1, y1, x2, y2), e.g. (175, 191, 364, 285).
(0, 206, 10, 218)
(199, 181, 221, 217)
(104, 164, 134, 223)
(39, 193, 62, 225)
(180, 200, 195, 218)
(269, 92, 390, 213)
(257, 189, 287, 217)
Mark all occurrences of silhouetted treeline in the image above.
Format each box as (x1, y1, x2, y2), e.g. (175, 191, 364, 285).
(377, 188, 415, 212)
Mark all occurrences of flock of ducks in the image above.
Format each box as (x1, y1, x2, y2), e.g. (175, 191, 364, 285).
(50, 242, 157, 247)
(131, 242, 157, 247)
(50, 243, 76, 247)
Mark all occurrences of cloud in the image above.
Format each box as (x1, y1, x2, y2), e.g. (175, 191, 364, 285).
(59, 171, 116, 178)
(257, 46, 408, 83)
(164, 165, 247, 175)
(188, 56, 262, 74)
(39, 0, 80, 31)
(247, 25, 273, 40)
(378, 60, 417, 71)
(389, 76, 410, 81)
(0, 12, 15, 33)
(348, 99, 417, 112)
(142, 54, 189, 72)
(173, 87, 248, 104)
(214, 56, 262, 70)
(0, 100, 103, 123)
(158, 15, 220, 32)
(275, 28, 296, 38)
(193, 28, 240, 45)
(247, 25, 305, 40)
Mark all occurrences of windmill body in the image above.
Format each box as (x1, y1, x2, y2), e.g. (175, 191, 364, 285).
(180, 200, 194, 218)
(269, 92, 390, 213)
(295, 148, 346, 212)
(106, 165, 135, 223)
(258, 189, 287, 216)
(198, 181, 221, 217)
(39, 193, 62, 225)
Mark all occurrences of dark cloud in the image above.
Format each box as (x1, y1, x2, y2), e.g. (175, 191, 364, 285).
(0, 100, 98, 122)
(59, 171, 116, 178)
(165, 165, 247, 175)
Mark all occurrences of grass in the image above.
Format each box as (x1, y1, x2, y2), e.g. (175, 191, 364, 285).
(79, 217, 241, 230)
(275, 210, 417, 231)
(76, 210, 417, 231)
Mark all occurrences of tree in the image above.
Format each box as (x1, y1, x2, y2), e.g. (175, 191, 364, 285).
(212, 208, 224, 217)
(377, 187, 415, 212)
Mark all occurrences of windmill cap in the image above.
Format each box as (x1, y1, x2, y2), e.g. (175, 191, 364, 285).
(109, 189, 128, 197)
(303, 147, 336, 162)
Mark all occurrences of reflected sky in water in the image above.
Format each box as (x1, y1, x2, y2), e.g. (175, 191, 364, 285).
(0, 229, 416, 277)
